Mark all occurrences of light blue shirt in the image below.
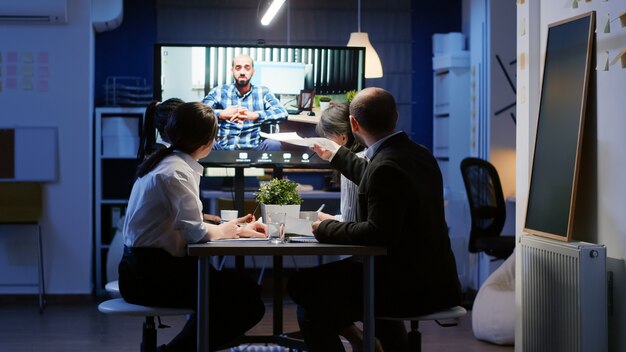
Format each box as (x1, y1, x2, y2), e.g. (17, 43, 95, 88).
(365, 131, 402, 161)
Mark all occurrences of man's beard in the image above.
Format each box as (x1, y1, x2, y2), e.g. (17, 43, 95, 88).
(235, 76, 250, 87)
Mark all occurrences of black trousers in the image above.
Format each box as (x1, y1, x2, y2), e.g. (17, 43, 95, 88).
(119, 246, 265, 352)
(287, 258, 408, 352)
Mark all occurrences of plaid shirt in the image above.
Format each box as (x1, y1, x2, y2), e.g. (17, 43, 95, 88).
(202, 84, 287, 150)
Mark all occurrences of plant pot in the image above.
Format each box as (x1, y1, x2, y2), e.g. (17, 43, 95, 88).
(319, 101, 330, 111)
(260, 204, 301, 225)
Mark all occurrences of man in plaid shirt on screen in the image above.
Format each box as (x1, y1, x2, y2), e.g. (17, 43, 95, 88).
(202, 54, 288, 151)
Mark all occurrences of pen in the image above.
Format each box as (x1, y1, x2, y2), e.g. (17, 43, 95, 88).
(251, 202, 261, 219)
(316, 204, 325, 212)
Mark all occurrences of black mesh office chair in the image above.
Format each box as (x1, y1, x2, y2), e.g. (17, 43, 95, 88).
(460, 157, 515, 261)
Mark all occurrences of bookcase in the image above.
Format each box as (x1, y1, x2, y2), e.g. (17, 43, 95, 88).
(94, 107, 144, 295)
(432, 33, 472, 290)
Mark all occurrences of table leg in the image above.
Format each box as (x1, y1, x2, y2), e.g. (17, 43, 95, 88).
(273, 255, 283, 335)
(363, 256, 375, 352)
(198, 256, 210, 352)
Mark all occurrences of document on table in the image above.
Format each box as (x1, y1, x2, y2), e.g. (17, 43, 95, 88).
(212, 237, 269, 242)
(258, 215, 314, 237)
(260, 132, 336, 150)
(289, 236, 319, 243)
(286, 217, 315, 237)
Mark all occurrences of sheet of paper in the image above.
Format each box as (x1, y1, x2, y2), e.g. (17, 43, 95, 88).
(260, 132, 336, 150)
(286, 217, 315, 236)
(211, 237, 270, 242)
(260, 131, 301, 141)
(289, 236, 319, 243)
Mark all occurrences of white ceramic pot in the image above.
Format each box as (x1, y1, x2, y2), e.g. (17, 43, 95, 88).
(260, 204, 301, 225)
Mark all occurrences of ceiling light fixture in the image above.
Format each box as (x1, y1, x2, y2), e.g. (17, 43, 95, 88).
(347, 0, 383, 78)
(260, 0, 286, 26)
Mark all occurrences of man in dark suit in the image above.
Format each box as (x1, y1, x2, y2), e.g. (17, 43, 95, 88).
(287, 87, 462, 351)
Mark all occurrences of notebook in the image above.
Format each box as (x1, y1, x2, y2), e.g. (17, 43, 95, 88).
(288, 236, 318, 243)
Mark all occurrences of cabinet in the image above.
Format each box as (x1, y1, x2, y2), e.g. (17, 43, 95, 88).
(94, 107, 144, 295)
(432, 33, 472, 290)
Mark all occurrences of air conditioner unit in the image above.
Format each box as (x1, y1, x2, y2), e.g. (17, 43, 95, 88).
(0, 0, 68, 24)
(92, 0, 123, 33)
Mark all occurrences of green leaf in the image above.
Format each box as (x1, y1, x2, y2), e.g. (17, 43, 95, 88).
(254, 178, 303, 205)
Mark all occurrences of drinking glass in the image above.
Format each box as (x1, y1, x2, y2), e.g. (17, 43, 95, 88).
(266, 212, 286, 244)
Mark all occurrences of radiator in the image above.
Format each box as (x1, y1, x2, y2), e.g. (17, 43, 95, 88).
(520, 235, 607, 352)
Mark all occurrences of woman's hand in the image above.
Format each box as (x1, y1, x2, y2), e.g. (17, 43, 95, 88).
(210, 215, 267, 240)
(215, 219, 242, 240)
(237, 213, 256, 224)
(239, 220, 268, 238)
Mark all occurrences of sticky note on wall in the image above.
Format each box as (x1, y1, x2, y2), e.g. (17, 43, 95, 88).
(609, 49, 626, 68)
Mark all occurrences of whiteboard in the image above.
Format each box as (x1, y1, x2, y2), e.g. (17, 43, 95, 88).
(0, 127, 58, 182)
(250, 61, 306, 96)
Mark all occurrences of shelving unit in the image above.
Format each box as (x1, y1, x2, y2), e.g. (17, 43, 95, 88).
(432, 33, 472, 290)
(94, 107, 144, 295)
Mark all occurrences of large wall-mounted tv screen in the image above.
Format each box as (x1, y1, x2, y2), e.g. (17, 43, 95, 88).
(524, 11, 595, 241)
(153, 44, 365, 168)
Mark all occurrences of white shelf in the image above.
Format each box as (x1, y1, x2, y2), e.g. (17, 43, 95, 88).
(432, 32, 471, 291)
(94, 107, 144, 296)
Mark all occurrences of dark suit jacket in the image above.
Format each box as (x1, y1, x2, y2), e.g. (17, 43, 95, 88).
(317, 132, 462, 316)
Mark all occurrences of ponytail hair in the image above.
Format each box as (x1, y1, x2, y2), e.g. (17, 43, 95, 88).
(137, 101, 158, 161)
(137, 98, 185, 161)
(136, 102, 217, 178)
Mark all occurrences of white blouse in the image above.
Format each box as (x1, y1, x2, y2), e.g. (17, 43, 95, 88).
(123, 151, 209, 257)
(339, 150, 367, 222)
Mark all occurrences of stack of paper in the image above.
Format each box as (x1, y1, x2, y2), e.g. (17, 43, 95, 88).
(260, 132, 337, 150)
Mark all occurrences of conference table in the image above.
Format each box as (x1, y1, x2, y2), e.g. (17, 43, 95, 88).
(187, 240, 387, 352)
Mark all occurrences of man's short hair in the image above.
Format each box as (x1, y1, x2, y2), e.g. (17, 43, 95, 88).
(232, 54, 255, 68)
(349, 87, 397, 133)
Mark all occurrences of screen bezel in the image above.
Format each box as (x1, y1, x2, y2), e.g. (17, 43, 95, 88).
(153, 43, 366, 168)
(523, 11, 595, 241)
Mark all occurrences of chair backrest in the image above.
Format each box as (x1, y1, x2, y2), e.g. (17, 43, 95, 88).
(0, 182, 42, 223)
(460, 157, 506, 253)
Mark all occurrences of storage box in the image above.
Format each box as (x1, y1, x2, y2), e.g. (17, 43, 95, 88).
(102, 136, 139, 157)
(102, 117, 139, 137)
(432, 32, 466, 55)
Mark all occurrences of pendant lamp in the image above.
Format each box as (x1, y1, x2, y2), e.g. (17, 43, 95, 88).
(346, 0, 383, 78)
(261, 0, 286, 26)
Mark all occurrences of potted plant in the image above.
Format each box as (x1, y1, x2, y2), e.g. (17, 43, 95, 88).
(345, 90, 358, 103)
(318, 96, 332, 111)
(255, 178, 303, 223)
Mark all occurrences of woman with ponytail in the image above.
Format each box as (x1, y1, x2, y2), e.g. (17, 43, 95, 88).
(138, 98, 222, 223)
(120, 102, 267, 352)
(137, 98, 184, 161)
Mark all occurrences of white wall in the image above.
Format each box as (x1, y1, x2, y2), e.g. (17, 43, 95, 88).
(0, 0, 94, 294)
(466, 0, 517, 197)
(488, 0, 516, 199)
(517, 1, 626, 350)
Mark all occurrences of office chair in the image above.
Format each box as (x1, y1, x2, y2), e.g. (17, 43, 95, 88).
(460, 157, 515, 288)
(0, 182, 46, 313)
(98, 216, 194, 352)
